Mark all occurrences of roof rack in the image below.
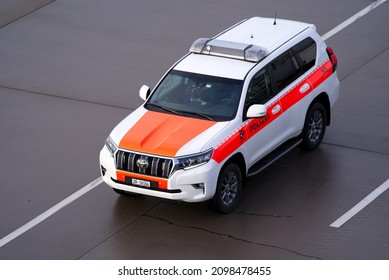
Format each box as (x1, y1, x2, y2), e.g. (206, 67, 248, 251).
(189, 38, 268, 62)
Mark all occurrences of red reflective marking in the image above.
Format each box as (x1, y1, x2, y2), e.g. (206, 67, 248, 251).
(212, 60, 333, 163)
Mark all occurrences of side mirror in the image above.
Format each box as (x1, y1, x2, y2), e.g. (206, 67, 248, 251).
(139, 85, 151, 101)
(246, 104, 267, 118)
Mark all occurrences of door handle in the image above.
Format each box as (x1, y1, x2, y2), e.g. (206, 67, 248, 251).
(271, 104, 281, 115)
(299, 83, 310, 94)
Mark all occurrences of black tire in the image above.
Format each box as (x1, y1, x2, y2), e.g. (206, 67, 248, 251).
(301, 102, 327, 151)
(210, 163, 243, 214)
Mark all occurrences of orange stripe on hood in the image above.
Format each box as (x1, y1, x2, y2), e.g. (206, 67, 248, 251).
(119, 111, 216, 157)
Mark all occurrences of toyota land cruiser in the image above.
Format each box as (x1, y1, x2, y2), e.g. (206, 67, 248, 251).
(100, 17, 340, 213)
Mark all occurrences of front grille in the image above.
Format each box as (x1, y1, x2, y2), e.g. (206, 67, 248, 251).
(115, 150, 174, 179)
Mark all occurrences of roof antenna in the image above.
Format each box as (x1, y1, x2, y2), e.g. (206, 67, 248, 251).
(273, 13, 277, 25)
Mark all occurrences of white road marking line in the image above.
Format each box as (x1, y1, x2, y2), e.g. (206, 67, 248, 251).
(330, 179, 389, 228)
(0, 177, 103, 248)
(322, 0, 387, 40)
(0, 0, 387, 248)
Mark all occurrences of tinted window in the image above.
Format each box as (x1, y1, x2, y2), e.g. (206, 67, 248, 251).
(293, 37, 316, 72)
(245, 68, 273, 107)
(270, 52, 297, 92)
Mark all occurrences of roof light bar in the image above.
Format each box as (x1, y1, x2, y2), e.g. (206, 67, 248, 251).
(189, 38, 211, 53)
(244, 45, 269, 62)
(189, 38, 268, 62)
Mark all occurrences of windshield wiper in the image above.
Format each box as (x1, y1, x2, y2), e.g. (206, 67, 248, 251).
(147, 104, 215, 121)
(191, 112, 215, 121)
(147, 103, 182, 116)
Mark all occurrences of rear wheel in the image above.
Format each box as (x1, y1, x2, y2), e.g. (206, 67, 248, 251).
(210, 163, 243, 214)
(301, 102, 327, 150)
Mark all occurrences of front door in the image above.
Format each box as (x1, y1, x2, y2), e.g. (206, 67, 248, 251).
(244, 67, 284, 167)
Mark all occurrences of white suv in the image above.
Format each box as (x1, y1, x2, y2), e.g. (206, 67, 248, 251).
(100, 17, 339, 213)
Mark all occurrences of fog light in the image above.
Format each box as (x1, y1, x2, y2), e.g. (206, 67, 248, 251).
(192, 183, 205, 189)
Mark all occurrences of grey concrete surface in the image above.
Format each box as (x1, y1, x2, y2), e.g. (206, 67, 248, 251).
(0, 0, 53, 28)
(0, 0, 388, 259)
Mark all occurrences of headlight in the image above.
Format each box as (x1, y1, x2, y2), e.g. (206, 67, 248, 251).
(175, 149, 213, 171)
(105, 137, 118, 156)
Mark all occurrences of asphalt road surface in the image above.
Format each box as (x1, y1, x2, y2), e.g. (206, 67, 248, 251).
(0, 0, 388, 259)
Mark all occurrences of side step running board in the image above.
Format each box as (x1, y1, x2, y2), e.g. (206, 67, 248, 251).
(247, 137, 302, 177)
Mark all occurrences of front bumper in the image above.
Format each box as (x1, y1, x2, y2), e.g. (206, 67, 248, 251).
(99, 146, 220, 202)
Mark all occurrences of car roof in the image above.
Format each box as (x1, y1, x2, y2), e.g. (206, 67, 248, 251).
(217, 17, 314, 53)
(174, 17, 315, 80)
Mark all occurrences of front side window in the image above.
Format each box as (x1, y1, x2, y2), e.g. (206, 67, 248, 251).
(146, 70, 243, 121)
(245, 68, 273, 109)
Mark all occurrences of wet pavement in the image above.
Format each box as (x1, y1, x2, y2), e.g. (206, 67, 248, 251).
(0, 0, 388, 259)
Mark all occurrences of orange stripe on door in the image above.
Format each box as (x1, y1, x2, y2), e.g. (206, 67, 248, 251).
(119, 111, 216, 157)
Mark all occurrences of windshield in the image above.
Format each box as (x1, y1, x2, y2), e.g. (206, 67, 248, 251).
(145, 70, 243, 121)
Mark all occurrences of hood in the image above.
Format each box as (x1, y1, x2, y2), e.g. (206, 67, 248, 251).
(112, 108, 228, 157)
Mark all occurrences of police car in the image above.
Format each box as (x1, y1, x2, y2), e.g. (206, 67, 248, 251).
(100, 17, 340, 213)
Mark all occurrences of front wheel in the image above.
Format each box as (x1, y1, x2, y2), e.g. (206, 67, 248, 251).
(301, 102, 327, 151)
(210, 163, 243, 214)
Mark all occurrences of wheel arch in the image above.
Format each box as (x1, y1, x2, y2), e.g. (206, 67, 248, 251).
(222, 152, 247, 185)
(311, 92, 331, 126)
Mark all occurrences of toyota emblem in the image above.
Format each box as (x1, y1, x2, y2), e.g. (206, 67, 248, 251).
(136, 157, 149, 170)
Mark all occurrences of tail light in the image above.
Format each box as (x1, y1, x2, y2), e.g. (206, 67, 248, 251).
(326, 47, 338, 72)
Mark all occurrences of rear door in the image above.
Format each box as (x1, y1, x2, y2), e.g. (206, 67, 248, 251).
(280, 37, 318, 138)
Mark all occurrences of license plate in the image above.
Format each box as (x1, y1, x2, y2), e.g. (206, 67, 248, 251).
(131, 178, 151, 188)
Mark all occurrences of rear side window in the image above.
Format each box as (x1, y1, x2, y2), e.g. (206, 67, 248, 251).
(270, 52, 298, 92)
(293, 37, 316, 72)
(269, 37, 317, 94)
